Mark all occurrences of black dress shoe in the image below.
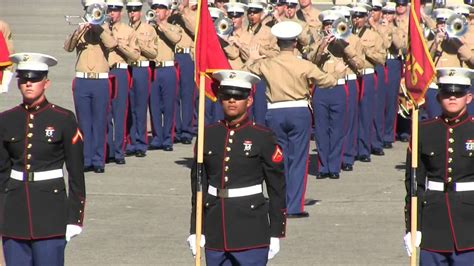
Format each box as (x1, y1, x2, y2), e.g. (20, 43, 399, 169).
(84, 166, 94, 172)
(358, 156, 371, 162)
(383, 142, 393, 149)
(148, 145, 162, 150)
(125, 151, 136, 157)
(181, 139, 192, 145)
(329, 173, 340, 179)
(135, 151, 147, 157)
(163, 146, 174, 152)
(399, 137, 409, 142)
(316, 173, 330, 179)
(371, 149, 385, 156)
(105, 158, 115, 164)
(115, 158, 126, 165)
(342, 164, 353, 171)
(287, 211, 310, 218)
(94, 167, 105, 173)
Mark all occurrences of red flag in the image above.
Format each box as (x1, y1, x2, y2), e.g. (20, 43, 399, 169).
(0, 33, 12, 83)
(404, 0, 436, 104)
(194, 0, 232, 102)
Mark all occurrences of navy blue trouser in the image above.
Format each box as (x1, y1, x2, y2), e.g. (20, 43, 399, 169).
(73, 77, 110, 168)
(149, 66, 178, 148)
(342, 79, 358, 166)
(108, 68, 130, 160)
(357, 73, 375, 158)
(205, 247, 269, 266)
(127, 66, 151, 153)
(204, 98, 224, 126)
(3, 237, 66, 266)
(251, 79, 268, 126)
(175, 53, 196, 142)
(420, 249, 474, 266)
(266, 107, 310, 214)
(372, 64, 386, 151)
(313, 85, 347, 174)
(425, 87, 442, 119)
(383, 59, 402, 144)
(468, 80, 474, 115)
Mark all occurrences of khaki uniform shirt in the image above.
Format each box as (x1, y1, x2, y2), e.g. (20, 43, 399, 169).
(354, 26, 386, 69)
(245, 50, 337, 101)
(64, 24, 118, 73)
(108, 22, 140, 66)
(222, 28, 247, 70)
(430, 38, 474, 68)
(287, 17, 312, 57)
(311, 34, 365, 77)
(181, 7, 197, 36)
(458, 22, 474, 68)
(240, 23, 279, 61)
(154, 21, 182, 62)
(393, 14, 409, 55)
(297, 7, 322, 42)
(130, 20, 158, 61)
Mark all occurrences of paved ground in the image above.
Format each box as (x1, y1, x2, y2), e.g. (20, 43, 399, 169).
(1, 1, 409, 265)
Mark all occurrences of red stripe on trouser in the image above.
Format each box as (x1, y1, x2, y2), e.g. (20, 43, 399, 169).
(145, 67, 152, 145)
(300, 129, 311, 212)
(384, 65, 389, 84)
(121, 71, 131, 153)
(170, 67, 179, 143)
(103, 77, 113, 164)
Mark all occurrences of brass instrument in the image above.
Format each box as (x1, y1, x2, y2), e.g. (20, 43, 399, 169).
(265, 4, 275, 15)
(145, 9, 156, 24)
(65, 2, 109, 25)
(445, 13, 468, 38)
(214, 16, 234, 38)
(171, 0, 182, 10)
(331, 17, 351, 40)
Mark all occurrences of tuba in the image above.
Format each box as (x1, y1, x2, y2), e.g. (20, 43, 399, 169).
(65, 2, 109, 25)
(214, 16, 234, 37)
(331, 17, 351, 40)
(445, 13, 468, 38)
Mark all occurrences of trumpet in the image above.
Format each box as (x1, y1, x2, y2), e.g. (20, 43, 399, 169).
(331, 17, 352, 40)
(446, 13, 468, 38)
(65, 2, 109, 25)
(265, 4, 275, 15)
(214, 16, 234, 38)
(171, 0, 182, 10)
(145, 9, 156, 24)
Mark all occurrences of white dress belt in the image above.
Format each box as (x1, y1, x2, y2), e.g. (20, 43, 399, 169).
(175, 47, 191, 54)
(111, 63, 128, 69)
(336, 78, 346, 85)
(345, 74, 357, 80)
(10, 169, 64, 182)
(208, 184, 263, 198)
(131, 61, 150, 67)
(387, 54, 399, 60)
(267, 100, 308, 109)
(427, 180, 474, 192)
(75, 72, 109, 79)
(155, 61, 175, 68)
(361, 68, 375, 75)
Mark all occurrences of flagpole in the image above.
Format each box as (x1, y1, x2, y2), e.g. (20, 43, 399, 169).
(410, 107, 419, 266)
(194, 72, 206, 266)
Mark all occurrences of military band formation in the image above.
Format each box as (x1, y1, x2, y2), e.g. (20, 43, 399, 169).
(0, 0, 474, 264)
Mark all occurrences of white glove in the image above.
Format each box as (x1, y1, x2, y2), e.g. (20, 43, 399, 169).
(0, 70, 13, 94)
(403, 231, 421, 257)
(268, 237, 280, 260)
(187, 234, 206, 257)
(65, 224, 83, 242)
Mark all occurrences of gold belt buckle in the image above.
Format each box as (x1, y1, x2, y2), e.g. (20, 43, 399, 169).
(87, 72, 97, 79)
(131, 61, 138, 67)
(217, 188, 229, 198)
(27, 172, 34, 182)
(156, 61, 162, 68)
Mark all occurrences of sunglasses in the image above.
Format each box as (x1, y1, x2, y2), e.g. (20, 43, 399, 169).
(439, 91, 468, 98)
(18, 76, 46, 84)
(219, 94, 248, 101)
(228, 13, 244, 18)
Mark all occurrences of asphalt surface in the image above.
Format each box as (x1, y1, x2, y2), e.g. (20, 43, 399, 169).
(1, 1, 409, 265)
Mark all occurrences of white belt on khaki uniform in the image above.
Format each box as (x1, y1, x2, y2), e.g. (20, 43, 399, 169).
(427, 180, 474, 192)
(175, 47, 191, 54)
(336, 78, 346, 85)
(10, 169, 63, 182)
(75, 72, 109, 79)
(130, 61, 150, 67)
(208, 184, 262, 198)
(361, 68, 375, 75)
(267, 100, 308, 109)
(345, 74, 357, 80)
(155, 61, 175, 68)
(111, 63, 128, 69)
(387, 54, 399, 60)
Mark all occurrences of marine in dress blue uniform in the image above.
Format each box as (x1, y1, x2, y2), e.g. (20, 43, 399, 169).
(187, 70, 286, 265)
(404, 68, 474, 265)
(0, 53, 86, 266)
